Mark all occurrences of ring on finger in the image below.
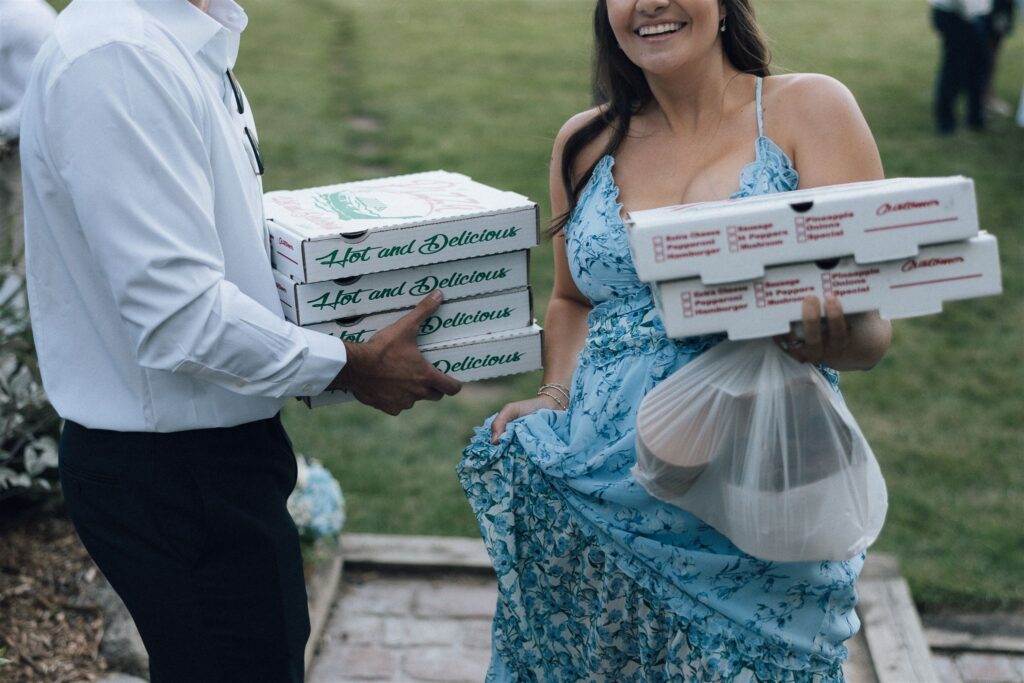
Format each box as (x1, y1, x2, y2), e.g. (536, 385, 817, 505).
(780, 339, 805, 351)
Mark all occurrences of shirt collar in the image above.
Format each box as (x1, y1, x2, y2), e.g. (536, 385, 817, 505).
(136, 0, 248, 69)
(205, 0, 248, 34)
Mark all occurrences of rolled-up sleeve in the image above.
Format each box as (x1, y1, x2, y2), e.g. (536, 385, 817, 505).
(46, 41, 345, 398)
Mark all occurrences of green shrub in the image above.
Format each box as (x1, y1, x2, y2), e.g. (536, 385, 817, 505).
(0, 275, 60, 502)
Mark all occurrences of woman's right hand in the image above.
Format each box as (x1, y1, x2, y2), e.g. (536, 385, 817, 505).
(490, 394, 563, 444)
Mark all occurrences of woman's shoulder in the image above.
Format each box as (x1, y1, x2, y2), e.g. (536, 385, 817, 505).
(763, 74, 864, 130)
(762, 73, 869, 148)
(552, 105, 614, 177)
(767, 72, 860, 104)
(762, 73, 882, 186)
(555, 106, 607, 144)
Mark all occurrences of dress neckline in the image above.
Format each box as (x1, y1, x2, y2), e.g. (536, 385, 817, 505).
(590, 76, 800, 220)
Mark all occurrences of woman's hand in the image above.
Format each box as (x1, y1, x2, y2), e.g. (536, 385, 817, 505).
(490, 394, 564, 444)
(774, 295, 847, 366)
(774, 295, 891, 371)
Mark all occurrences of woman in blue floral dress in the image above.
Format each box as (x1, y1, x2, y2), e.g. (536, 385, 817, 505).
(458, 0, 893, 680)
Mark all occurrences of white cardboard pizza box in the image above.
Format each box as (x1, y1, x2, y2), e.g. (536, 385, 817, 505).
(652, 232, 1001, 340)
(275, 250, 530, 326)
(266, 171, 538, 283)
(627, 176, 978, 284)
(302, 287, 533, 346)
(302, 323, 544, 408)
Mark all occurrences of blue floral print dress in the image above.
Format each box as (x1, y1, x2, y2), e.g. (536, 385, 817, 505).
(457, 78, 858, 682)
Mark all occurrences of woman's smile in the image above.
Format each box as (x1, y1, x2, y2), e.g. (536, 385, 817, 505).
(635, 21, 688, 39)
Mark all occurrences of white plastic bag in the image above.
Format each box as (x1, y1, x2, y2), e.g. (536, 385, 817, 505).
(632, 338, 887, 562)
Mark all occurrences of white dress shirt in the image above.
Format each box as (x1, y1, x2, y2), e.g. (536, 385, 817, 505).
(0, 0, 57, 139)
(20, 0, 346, 432)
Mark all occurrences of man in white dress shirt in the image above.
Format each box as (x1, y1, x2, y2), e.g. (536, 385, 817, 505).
(0, 0, 56, 273)
(19, 0, 460, 680)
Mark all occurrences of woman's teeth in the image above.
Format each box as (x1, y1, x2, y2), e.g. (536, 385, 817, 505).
(636, 22, 684, 37)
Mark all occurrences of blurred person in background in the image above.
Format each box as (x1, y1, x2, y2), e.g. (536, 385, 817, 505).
(1015, 0, 1024, 126)
(0, 0, 56, 276)
(19, 0, 459, 680)
(458, 0, 890, 679)
(1018, 78, 1024, 126)
(983, 0, 1016, 117)
(983, 0, 1015, 116)
(929, 0, 994, 134)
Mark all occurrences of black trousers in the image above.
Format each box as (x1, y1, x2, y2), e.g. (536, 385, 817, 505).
(932, 7, 992, 132)
(59, 415, 309, 683)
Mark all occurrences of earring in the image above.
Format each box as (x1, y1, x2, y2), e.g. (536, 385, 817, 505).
(719, 17, 727, 33)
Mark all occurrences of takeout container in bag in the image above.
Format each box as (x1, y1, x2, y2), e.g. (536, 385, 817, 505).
(633, 338, 888, 562)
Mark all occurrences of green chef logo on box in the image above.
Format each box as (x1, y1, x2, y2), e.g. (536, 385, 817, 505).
(313, 190, 420, 221)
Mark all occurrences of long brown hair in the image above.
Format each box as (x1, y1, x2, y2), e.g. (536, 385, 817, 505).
(551, 0, 772, 234)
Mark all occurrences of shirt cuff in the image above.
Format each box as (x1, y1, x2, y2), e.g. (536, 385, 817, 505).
(292, 328, 347, 397)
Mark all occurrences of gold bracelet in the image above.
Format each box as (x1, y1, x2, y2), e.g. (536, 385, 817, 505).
(536, 388, 567, 410)
(539, 383, 570, 403)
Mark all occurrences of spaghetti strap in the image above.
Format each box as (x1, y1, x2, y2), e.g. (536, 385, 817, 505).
(755, 76, 765, 137)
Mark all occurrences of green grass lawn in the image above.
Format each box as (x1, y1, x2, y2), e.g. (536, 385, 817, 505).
(234, 0, 1024, 612)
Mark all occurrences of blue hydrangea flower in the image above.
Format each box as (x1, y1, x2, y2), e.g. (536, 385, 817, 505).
(287, 455, 345, 543)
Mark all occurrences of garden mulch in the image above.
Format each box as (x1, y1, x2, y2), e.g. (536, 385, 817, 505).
(0, 501, 107, 682)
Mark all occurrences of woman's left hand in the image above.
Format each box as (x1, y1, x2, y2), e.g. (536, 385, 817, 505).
(774, 295, 849, 366)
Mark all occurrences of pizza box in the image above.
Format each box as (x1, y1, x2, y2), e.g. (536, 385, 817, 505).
(266, 171, 539, 283)
(652, 231, 1001, 340)
(276, 250, 530, 326)
(302, 323, 544, 408)
(627, 177, 978, 284)
(303, 287, 533, 346)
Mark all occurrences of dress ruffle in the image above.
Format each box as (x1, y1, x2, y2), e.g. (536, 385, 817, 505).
(735, 137, 801, 199)
(460, 423, 849, 682)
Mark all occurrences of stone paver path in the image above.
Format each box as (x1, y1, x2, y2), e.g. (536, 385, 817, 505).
(309, 566, 1024, 683)
(933, 652, 1024, 683)
(308, 569, 494, 683)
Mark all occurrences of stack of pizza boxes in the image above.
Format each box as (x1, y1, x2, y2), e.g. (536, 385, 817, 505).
(625, 177, 1002, 340)
(266, 171, 543, 407)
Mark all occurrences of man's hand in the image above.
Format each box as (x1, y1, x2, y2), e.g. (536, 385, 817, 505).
(327, 291, 462, 415)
